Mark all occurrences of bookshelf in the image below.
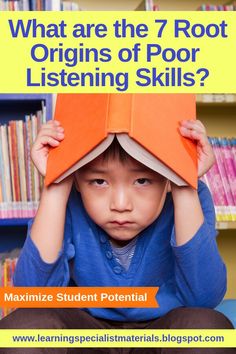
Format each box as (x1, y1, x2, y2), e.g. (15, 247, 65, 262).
(197, 95, 236, 299)
(0, 94, 52, 254)
(0, 94, 52, 122)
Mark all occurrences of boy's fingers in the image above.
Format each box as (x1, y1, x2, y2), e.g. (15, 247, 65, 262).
(180, 120, 206, 134)
(179, 126, 208, 145)
(34, 135, 61, 148)
(37, 127, 65, 139)
(43, 120, 63, 130)
(195, 119, 206, 129)
(47, 119, 61, 126)
(42, 121, 64, 130)
(180, 124, 206, 137)
(33, 131, 64, 150)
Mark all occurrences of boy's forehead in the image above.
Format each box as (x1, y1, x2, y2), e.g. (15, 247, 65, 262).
(80, 154, 154, 173)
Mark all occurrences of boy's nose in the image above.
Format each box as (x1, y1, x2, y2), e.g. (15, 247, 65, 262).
(110, 188, 133, 212)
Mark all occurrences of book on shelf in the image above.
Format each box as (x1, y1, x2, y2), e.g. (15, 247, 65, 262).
(197, 94, 236, 103)
(0, 0, 79, 11)
(61, 1, 80, 11)
(135, 0, 159, 11)
(199, 4, 236, 11)
(0, 102, 46, 219)
(201, 137, 236, 222)
(0, 125, 12, 203)
(45, 93, 198, 189)
(0, 249, 19, 319)
(231, 137, 236, 162)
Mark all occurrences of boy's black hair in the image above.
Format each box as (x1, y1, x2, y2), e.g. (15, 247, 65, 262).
(101, 136, 130, 163)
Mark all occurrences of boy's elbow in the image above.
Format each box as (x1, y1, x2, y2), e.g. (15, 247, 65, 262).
(204, 269, 227, 309)
(193, 266, 227, 309)
(200, 283, 227, 309)
(183, 287, 226, 309)
(178, 265, 227, 309)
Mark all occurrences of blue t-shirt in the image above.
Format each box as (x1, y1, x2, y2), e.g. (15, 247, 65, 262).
(14, 180, 226, 322)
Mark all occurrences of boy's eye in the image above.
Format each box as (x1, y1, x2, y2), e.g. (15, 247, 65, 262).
(135, 178, 151, 186)
(91, 179, 107, 186)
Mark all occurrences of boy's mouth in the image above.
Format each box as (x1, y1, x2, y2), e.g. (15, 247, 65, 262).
(110, 221, 134, 226)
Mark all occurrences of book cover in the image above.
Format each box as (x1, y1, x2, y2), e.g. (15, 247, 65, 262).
(45, 93, 198, 189)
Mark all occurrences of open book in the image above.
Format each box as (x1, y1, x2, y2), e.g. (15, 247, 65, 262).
(45, 94, 197, 188)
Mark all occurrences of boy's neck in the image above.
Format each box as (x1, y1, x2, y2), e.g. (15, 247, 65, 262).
(109, 237, 133, 248)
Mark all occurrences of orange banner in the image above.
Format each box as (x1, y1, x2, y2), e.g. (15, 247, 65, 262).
(0, 287, 159, 308)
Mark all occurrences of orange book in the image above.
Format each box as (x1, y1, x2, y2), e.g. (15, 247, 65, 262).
(45, 94, 197, 188)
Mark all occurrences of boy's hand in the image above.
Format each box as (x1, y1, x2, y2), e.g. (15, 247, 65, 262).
(31, 120, 64, 176)
(179, 119, 215, 177)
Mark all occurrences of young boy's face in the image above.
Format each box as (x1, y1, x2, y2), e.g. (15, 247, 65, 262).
(74, 155, 168, 246)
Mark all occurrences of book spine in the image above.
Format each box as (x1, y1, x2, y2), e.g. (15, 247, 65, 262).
(7, 124, 16, 202)
(0, 262, 1, 319)
(199, 3, 236, 11)
(23, 0, 29, 10)
(3, 260, 7, 317)
(23, 120, 30, 203)
(25, 115, 33, 203)
(28, 115, 35, 202)
(44, 0, 52, 10)
(36, 109, 44, 195)
(0, 125, 7, 203)
(52, 0, 60, 11)
(32, 0, 36, 11)
(16, 120, 27, 204)
(1, 125, 13, 205)
(11, 121, 21, 203)
(0, 174, 2, 203)
(20, 120, 27, 202)
(9, 0, 13, 11)
(32, 114, 40, 201)
(0, 258, 18, 319)
(41, 100, 47, 124)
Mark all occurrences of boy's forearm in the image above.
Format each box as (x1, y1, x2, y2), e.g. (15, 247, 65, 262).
(31, 181, 72, 263)
(171, 183, 204, 246)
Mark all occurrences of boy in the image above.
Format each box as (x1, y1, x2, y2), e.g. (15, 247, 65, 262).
(0, 119, 234, 354)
